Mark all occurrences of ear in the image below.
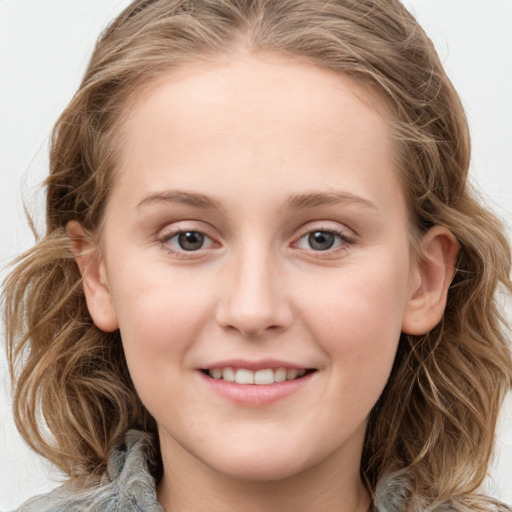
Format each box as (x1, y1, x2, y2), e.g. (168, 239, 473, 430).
(66, 221, 119, 333)
(401, 226, 459, 335)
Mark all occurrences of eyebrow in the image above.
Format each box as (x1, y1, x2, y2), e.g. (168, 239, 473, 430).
(136, 189, 378, 212)
(284, 192, 378, 211)
(137, 190, 220, 210)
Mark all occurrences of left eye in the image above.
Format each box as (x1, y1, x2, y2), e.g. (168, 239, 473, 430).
(296, 230, 346, 251)
(167, 231, 212, 251)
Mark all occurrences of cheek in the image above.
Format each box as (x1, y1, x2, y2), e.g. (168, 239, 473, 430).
(298, 257, 410, 391)
(108, 265, 216, 376)
(303, 259, 409, 334)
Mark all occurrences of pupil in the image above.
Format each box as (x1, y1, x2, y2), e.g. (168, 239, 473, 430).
(178, 231, 204, 251)
(308, 231, 335, 251)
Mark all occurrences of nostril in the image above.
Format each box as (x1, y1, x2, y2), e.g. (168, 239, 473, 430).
(214, 270, 293, 337)
(238, 325, 279, 337)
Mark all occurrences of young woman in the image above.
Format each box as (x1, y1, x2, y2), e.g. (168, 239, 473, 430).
(3, 0, 511, 510)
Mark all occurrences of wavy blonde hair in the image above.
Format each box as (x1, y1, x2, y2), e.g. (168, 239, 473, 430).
(3, 0, 512, 509)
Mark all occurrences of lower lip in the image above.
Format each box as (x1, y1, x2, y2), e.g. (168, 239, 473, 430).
(198, 371, 315, 406)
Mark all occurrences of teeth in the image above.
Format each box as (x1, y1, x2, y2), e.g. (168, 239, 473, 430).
(274, 367, 287, 382)
(223, 367, 235, 382)
(211, 368, 222, 379)
(254, 369, 274, 385)
(286, 369, 299, 380)
(235, 368, 254, 384)
(207, 367, 309, 385)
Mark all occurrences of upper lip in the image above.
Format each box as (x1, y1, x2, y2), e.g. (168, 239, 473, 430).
(200, 359, 313, 371)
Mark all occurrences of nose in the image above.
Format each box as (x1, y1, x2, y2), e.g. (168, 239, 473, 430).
(215, 247, 293, 337)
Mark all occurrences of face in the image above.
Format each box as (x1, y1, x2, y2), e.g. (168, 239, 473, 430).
(87, 55, 424, 483)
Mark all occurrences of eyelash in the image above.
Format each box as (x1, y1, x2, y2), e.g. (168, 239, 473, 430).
(294, 227, 354, 254)
(157, 229, 217, 258)
(157, 226, 354, 258)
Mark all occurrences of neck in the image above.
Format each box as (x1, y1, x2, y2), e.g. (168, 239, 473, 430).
(157, 436, 371, 512)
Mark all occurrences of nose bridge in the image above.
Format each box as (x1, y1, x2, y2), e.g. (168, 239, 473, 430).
(216, 239, 291, 336)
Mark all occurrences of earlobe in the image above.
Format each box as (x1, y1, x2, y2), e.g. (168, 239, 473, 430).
(66, 221, 119, 333)
(401, 226, 460, 336)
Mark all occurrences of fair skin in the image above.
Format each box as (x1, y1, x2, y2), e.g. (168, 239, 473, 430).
(69, 54, 458, 512)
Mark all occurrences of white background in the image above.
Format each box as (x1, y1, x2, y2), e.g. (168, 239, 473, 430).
(1, 0, 511, 509)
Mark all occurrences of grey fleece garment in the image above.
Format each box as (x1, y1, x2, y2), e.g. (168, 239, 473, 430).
(9, 430, 512, 512)
(11, 430, 164, 512)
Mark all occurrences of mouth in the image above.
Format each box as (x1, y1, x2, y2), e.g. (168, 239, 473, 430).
(200, 367, 317, 385)
(198, 362, 317, 405)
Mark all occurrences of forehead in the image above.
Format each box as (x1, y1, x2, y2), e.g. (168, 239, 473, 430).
(112, 54, 403, 215)
(121, 53, 392, 145)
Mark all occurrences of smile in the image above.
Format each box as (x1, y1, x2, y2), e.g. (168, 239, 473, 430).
(203, 367, 313, 385)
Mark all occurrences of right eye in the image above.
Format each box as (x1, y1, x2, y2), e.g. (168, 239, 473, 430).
(160, 230, 216, 254)
(173, 231, 207, 251)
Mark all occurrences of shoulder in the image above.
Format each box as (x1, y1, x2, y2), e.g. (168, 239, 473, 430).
(374, 472, 512, 512)
(11, 430, 164, 512)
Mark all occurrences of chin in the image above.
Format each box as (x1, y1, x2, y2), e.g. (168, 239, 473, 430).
(208, 454, 309, 482)
(197, 438, 323, 483)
